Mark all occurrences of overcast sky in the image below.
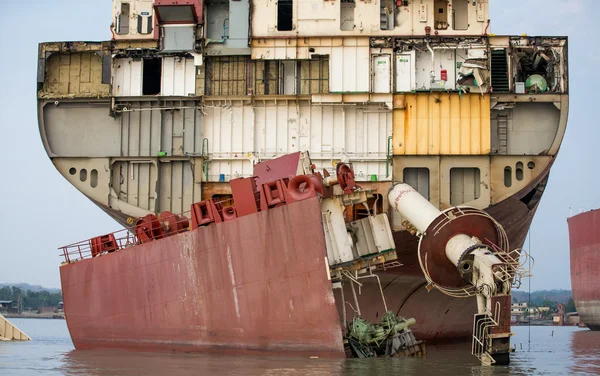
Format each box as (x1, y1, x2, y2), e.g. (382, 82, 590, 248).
(0, 0, 597, 290)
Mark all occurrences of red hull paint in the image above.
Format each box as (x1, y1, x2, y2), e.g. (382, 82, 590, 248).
(61, 197, 345, 356)
(62, 173, 547, 352)
(349, 190, 540, 341)
(568, 208, 600, 330)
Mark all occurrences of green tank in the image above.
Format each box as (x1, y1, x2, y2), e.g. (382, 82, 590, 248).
(525, 74, 548, 93)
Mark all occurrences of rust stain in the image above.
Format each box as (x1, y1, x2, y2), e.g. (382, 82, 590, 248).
(60, 197, 345, 356)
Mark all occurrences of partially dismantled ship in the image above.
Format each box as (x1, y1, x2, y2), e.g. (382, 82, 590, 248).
(37, 0, 569, 365)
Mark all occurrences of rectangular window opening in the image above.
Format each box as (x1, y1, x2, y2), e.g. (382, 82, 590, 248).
(450, 167, 481, 206)
(277, 0, 293, 31)
(204, 56, 249, 96)
(299, 57, 329, 95)
(350, 193, 384, 221)
(452, 0, 468, 31)
(434, 0, 448, 30)
(206, 1, 230, 40)
(255, 60, 280, 95)
(117, 3, 130, 34)
(142, 58, 162, 95)
(380, 0, 395, 30)
(404, 168, 430, 200)
(340, 0, 355, 31)
(280, 60, 297, 95)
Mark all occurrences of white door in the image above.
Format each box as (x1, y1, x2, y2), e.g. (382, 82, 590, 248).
(373, 55, 391, 93)
(395, 54, 413, 92)
(280, 61, 297, 95)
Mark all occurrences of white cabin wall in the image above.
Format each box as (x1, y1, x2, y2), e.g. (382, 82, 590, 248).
(113, 58, 143, 97)
(161, 57, 196, 96)
(202, 102, 256, 181)
(201, 101, 392, 182)
(251, 0, 489, 38)
(112, 0, 155, 40)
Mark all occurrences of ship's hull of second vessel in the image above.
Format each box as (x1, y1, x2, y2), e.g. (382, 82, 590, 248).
(568, 208, 600, 330)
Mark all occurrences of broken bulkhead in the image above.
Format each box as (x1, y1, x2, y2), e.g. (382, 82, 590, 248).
(318, 164, 530, 364)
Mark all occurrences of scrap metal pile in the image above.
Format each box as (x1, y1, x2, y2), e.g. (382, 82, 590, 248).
(345, 311, 426, 358)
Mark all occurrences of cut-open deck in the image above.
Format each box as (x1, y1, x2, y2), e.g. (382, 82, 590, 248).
(0, 313, 31, 341)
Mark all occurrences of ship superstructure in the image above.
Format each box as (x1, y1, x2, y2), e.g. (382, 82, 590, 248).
(37, 0, 569, 366)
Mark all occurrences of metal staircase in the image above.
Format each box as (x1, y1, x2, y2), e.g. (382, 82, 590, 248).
(491, 49, 510, 92)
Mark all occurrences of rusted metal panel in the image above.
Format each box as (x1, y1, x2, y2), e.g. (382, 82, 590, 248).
(337, 272, 477, 341)
(60, 197, 345, 356)
(40, 52, 110, 98)
(568, 209, 600, 329)
(348, 171, 549, 341)
(253, 152, 301, 186)
(229, 178, 259, 217)
(490, 295, 512, 335)
(393, 93, 491, 155)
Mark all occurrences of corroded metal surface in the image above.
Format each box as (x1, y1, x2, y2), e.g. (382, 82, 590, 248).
(568, 208, 600, 330)
(61, 197, 344, 356)
(347, 172, 547, 342)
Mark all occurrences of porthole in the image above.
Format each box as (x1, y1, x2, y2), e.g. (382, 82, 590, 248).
(504, 167, 512, 187)
(90, 169, 98, 188)
(516, 162, 524, 181)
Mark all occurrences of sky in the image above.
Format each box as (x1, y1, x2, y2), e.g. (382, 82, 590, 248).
(0, 0, 598, 290)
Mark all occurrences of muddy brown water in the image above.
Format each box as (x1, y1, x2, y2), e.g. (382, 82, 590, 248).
(1, 319, 598, 375)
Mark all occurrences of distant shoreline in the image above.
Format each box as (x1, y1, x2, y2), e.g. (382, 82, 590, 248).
(4, 313, 64, 320)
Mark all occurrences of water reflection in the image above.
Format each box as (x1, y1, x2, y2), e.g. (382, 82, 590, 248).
(58, 343, 515, 376)
(570, 329, 600, 375)
(2, 319, 600, 376)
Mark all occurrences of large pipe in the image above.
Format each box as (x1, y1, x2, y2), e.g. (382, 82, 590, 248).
(388, 182, 513, 365)
(388, 183, 500, 270)
(388, 183, 439, 234)
(426, 41, 435, 83)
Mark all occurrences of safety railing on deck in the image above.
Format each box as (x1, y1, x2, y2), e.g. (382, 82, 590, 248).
(59, 210, 192, 264)
(58, 172, 321, 264)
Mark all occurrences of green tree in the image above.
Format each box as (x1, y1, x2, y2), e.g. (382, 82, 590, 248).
(565, 297, 576, 313)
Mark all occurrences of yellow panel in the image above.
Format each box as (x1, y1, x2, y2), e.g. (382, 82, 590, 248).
(68, 53, 81, 94)
(41, 52, 109, 97)
(392, 93, 491, 155)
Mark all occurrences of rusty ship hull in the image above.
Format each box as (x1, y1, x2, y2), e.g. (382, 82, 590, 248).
(61, 196, 345, 356)
(568, 209, 600, 330)
(61, 169, 544, 353)
(342, 171, 544, 341)
(38, 0, 569, 362)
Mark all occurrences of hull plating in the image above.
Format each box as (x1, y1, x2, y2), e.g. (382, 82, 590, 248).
(61, 197, 345, 356)
(568, 209, 600, 330)
(348, 180, 540, 341)
(61, 172, 546, 352)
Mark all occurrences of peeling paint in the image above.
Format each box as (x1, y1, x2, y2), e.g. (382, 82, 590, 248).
(226, 245, 241, 321)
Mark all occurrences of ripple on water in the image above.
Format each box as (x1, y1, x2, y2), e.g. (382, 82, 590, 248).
(1, 319, 599, 375)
